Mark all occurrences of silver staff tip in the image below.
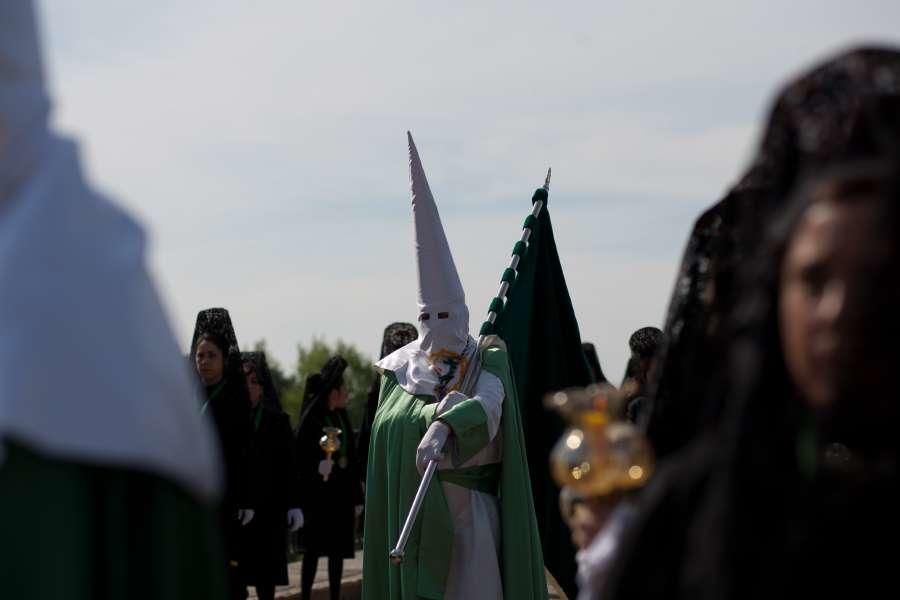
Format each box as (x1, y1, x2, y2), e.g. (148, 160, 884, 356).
(543, 167, 552, 191)
(389, 549, 405, 564)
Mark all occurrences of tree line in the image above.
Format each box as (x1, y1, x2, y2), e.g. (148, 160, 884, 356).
(251, 338, 374, 430)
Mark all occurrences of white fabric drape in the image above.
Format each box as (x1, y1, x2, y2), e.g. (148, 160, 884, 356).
(0, 0, 220, 502)
(439, 370, 505, 600)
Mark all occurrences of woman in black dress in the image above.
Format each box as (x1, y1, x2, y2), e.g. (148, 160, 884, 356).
(190, 308, 253, 600)
(238, 352, 303, 600)
(295, 356, 364, 600)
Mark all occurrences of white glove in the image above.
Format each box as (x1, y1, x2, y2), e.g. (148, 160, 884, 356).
(436, 391, 468, 418)
(355, 505, 364, 518)
(237, 508, 255, 526)
(416, 421, 450, 475)
(287, 508, 304, 532)
(318, 458, 333, 479)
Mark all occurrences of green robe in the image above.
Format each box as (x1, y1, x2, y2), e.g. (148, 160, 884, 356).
(0, 441, 225, 599)
(363, 338, 547, 600)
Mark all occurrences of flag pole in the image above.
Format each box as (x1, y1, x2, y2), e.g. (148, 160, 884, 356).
(485, 168, 549, 328)
(389, 168, 551, 564)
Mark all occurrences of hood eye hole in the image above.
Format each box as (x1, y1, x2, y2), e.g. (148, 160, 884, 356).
(419, 313, 430, 321)
(437, 312, 450, 319)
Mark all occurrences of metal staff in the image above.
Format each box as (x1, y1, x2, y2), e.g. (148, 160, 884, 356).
(389, 168, 551, 564)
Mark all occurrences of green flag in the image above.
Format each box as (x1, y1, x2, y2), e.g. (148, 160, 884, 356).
(484, 184, 592, 599)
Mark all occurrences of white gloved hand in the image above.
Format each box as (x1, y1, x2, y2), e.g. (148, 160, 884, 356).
(416, 421, 450, 475)
(237, 508, 255, 526)
(287, 508, 304, 532)
(355, 505, 364, 518)
(435, 391, 468, 418)
(318, 458, 333, 479)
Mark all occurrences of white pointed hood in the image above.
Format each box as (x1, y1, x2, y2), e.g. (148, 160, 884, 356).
(410, 133, 465, 311)
(408, 132, 470, 355)
(0, 0, 221, 502)
(376, 133, 476, 397)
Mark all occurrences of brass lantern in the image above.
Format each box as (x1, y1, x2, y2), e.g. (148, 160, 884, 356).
(319, 426, 342, 482)
(546, 384, 653, 498)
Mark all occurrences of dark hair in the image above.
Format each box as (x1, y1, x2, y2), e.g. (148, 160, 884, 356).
(303, 373, 324, 399)
(195, 332, 227, 357)
(297, 356, 350, 429)
(327, 373, 345, 393)
(241, 351, 283, 411)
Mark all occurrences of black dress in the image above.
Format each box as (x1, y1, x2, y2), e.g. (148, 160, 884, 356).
(295, 408, 363, 558)
(239, 403, 297, 587)
(202, 377, 251, 559)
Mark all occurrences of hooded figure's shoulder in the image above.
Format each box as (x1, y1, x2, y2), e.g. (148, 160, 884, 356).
(374, 339, 421, 374)
(374, 339, 434, 397)
(480, 335, 509, 361)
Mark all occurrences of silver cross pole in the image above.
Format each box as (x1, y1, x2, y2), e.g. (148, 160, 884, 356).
(389, 168, 551, 564)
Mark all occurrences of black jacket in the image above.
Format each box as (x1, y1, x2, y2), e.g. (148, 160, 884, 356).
(239, 404, 297, 586)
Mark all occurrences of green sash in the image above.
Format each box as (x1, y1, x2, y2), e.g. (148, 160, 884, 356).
(438, 463, 501, 496)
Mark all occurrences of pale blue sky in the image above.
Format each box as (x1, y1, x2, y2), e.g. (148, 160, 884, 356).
(39, 0, 900, 380)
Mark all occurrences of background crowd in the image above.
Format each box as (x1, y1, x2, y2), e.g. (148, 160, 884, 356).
(189, 299, 660, 600)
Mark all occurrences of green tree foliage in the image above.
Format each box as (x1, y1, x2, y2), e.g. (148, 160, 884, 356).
(251, 338, 374, 430)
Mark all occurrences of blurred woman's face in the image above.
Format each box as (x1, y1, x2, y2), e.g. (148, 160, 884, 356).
(328, 383, 350, 410)
(244, 365, 263, 407)
(779, 196, 891, 410)
(195, 340, 225, 386)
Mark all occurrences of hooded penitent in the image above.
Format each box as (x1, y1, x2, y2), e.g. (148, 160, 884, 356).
(363, 134, 547, 600)
(0, 0, 219, 500)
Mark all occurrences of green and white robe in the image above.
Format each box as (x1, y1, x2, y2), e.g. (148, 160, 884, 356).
(363, 337, 547, 600)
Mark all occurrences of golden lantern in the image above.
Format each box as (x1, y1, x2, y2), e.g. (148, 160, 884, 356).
(319, 426, 342, 482)
(546, 384, 653, 497)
